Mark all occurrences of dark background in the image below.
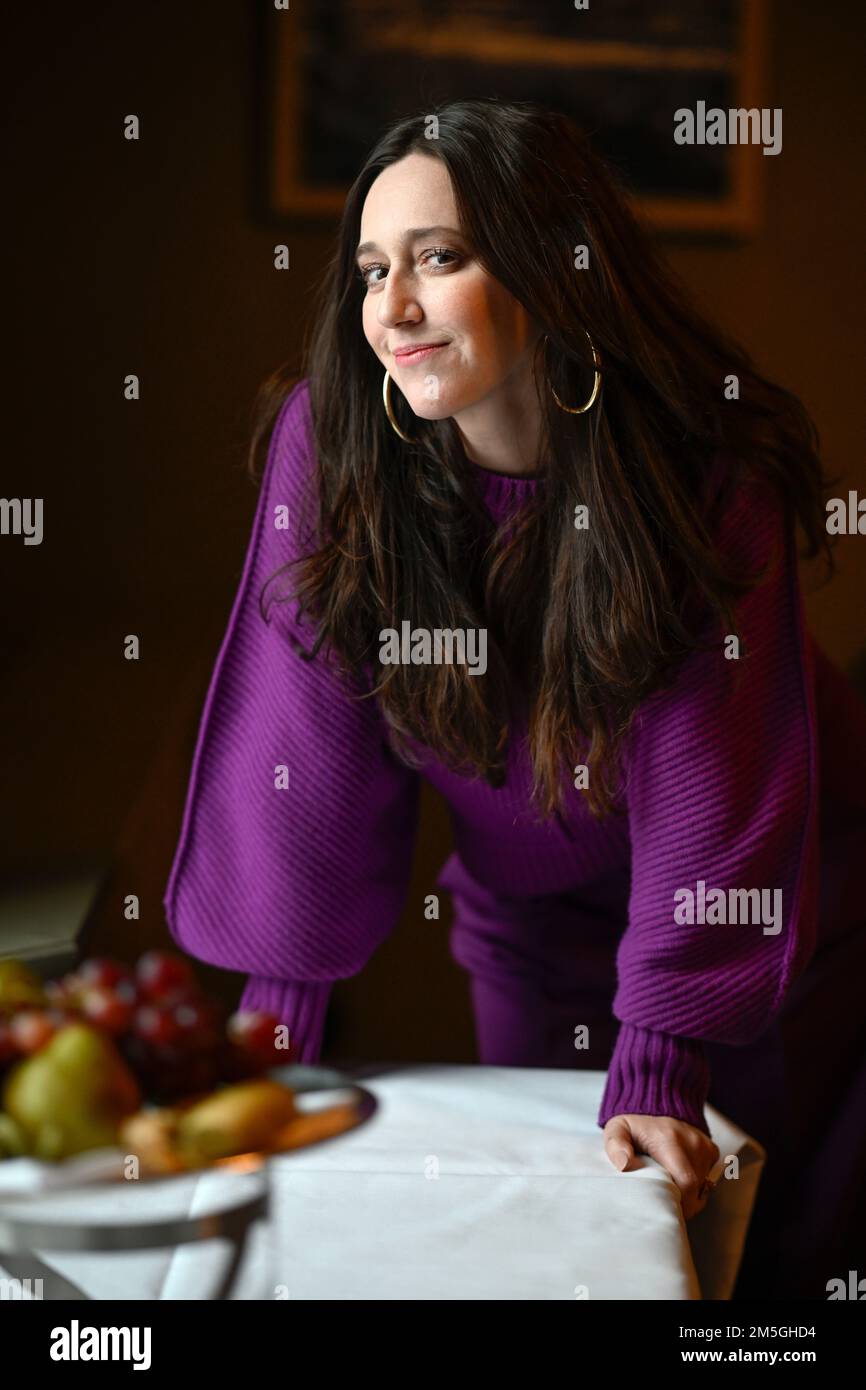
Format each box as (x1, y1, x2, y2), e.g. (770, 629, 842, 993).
(2, 0, 864, 1061)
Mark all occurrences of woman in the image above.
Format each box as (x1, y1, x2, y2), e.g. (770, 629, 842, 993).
(164, 100, 866, 1299)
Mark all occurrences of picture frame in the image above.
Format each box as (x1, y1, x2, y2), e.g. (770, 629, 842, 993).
(262, 0, 769, 236)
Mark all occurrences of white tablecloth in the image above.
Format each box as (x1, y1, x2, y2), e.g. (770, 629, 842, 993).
(0, 1064, 764, 1300)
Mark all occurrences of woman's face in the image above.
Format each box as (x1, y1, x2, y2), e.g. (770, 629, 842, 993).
(357, 152, 540, 426)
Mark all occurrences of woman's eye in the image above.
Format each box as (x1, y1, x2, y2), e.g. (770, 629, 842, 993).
(422, 246, 460, 269)
(358, 263, 386, 287)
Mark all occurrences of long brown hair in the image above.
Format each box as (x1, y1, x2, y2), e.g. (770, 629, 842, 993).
(247, 98, 836, 822)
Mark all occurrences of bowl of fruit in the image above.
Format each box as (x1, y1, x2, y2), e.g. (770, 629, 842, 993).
(0, 952, 376, 1190)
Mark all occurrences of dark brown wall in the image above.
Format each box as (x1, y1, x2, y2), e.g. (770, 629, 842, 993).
(3, 2, 864, 1061)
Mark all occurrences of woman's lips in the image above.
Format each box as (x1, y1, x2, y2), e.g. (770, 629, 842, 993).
(393, 343, 448, 365)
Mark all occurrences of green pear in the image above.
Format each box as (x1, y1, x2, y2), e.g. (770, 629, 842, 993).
(2, 1022, 141, 1160)
(0, 1112, 27, 1158)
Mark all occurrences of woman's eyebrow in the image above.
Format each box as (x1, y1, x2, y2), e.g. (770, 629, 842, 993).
(354, 225, 464, 261)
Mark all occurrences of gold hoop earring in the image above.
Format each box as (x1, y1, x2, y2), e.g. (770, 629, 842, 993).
(382, 370, 419, 444)
(545, 332, 602, 414)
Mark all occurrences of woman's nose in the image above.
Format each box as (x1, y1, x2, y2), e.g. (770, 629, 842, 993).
(377, 273, 422, 329)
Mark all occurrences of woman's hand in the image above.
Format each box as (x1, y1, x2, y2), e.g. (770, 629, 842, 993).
(603, 1114, 720, 1219)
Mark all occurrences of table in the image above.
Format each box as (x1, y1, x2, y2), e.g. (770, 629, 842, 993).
(0, 1064, 764, 1300)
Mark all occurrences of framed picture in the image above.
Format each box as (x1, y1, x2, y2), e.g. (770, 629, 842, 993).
(263, 0, 769, 236)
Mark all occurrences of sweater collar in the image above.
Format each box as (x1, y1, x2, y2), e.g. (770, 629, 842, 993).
(465, 456, 546, 517)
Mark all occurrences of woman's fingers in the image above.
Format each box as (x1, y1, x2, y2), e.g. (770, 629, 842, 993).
(644, 1123, 720, 1219)
(602, 1114, 720, 1219)
(602, 1116, 636, 1171)
(643, 1130, 708, 1219)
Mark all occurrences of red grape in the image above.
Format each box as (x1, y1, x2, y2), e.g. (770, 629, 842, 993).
(80, 982, 137, 1036)
(77, 957, 134, 990)
(9, 1009, 61, 1054)
(173, 999, 220, 1049)
(133, 1003, 182, 1046)
(135, 950, 198, 1004)
(224, 1011, 295, 1075)
(227, 1010, 284, 1052)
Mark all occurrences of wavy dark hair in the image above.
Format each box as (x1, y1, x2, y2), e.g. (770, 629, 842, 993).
(247, 98, 836, 823)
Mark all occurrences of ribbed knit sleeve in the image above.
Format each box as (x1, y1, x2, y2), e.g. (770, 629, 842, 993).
(162, 379, 421, 1062)
(598, 468, 820, 1135)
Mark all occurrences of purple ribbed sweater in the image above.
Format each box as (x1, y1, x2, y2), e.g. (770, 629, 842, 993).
(163, 378, 822, 1136)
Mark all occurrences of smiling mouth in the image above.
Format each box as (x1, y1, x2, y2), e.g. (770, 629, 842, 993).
(393, 343, 449, 363)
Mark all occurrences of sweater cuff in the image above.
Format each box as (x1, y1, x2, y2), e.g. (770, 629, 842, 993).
(597, 1022, 712, 1136)
(238, 975, 331, 1064)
